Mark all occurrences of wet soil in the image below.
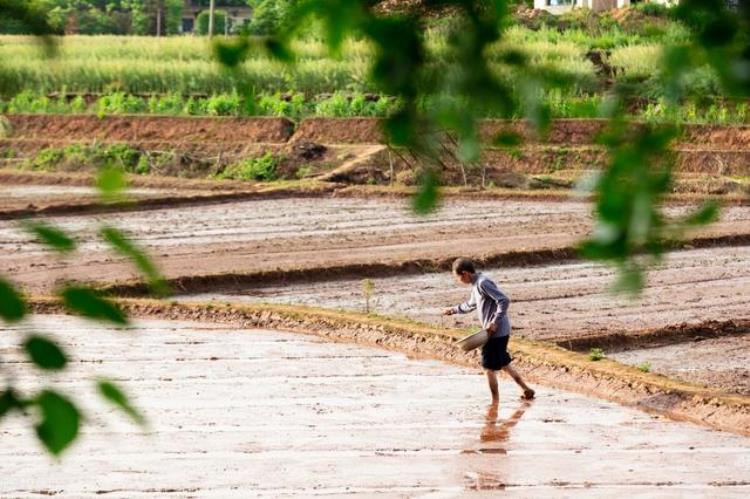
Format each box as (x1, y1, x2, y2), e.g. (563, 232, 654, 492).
(1, 315, 748, 496)
(180, 245, 750, 341)
(612, 335, 750, 396)
(0, 183, 211, 214)
(177, 245, 750, 394)
(3, 197, 747, 294)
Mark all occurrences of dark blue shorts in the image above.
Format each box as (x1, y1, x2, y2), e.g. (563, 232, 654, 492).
(481, 335, 512, 370)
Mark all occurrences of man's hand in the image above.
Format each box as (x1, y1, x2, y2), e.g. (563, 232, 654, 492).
(487, 322, 497, 334)
(442, 307, 455, 316)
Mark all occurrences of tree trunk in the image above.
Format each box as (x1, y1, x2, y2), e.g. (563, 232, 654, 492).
(209, 0, 216, 37)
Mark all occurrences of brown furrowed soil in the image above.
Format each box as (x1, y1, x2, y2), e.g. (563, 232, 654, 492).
(0, 182, 245, 217)
(179, 245, 750, 344)
(2, 197, 748, 294)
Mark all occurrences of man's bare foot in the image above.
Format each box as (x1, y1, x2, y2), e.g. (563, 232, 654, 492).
(521, 388, 535, 400)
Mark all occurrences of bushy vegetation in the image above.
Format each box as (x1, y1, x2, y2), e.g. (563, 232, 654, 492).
(196, 10, 228, 36)
(3, 90, 747, 124)
(23, 142, 164, 174)
(0, 0, 185, 36)
(217, 152, 281, 181)
(0, 12, 716, 103)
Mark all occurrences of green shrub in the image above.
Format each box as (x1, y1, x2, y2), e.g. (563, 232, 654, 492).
(588, 348, 604, 361)
(0, 116, 12, 138)
(632, 2, 671, 18)
(218, 153, 281, 181)
(196, 10, 228, 35)
(295, 165, 313, 179)
(27, 147, 65, 170)
(637, 361, 652, 373)
(96, 92, 148, 115)
(205, 93, 242, 116)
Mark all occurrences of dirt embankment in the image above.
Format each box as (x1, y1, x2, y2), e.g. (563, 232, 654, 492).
(28, 297, 750, 437)
(2, 115, 749, 182)
(4, 114, 295, 143)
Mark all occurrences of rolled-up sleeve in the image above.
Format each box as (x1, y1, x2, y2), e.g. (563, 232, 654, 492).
(453, 294, 477, 314)
(480, 279, 510, 325)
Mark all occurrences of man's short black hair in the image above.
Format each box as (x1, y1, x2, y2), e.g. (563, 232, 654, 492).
(452, 257, 476, 275)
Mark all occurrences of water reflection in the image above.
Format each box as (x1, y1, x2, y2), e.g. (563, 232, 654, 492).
(463, 399, 534, 491)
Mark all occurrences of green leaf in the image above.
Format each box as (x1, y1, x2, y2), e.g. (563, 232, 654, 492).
(34, 390, 81, 456)
(23, 335, 67, 371)
(22, 221, 76, 253)
(412, 169, 440, 215)
(59, 286, 127, 325)
(493, 131, 522, 148)
(97, 379, 146, 427)
(96, 166, 127, 201)
(100, 227, 169, 296)
(613, 264, 645, 296)
(0, 390, 21, 420)
(683, 201, 720, 226)
(264, 38, 294, 63)
(212, 37, 250, 68)
(0, 277, 26, 323)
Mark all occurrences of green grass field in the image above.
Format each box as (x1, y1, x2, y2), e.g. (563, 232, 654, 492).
(0, 18, 737, 122)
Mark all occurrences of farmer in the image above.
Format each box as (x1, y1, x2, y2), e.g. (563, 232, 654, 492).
(443, 257, 535, 402)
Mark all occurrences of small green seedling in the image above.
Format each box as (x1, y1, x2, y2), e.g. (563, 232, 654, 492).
(638, 362, 652, 373)
(589, 348, 604, 361)
(361, 279, 375, 314)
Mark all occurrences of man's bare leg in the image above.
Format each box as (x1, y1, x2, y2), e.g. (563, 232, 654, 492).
(485, 369, 500, 403)
(502, 365, 535, 400)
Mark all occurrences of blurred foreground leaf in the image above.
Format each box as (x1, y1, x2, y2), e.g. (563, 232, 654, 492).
(0, 277, 26, 323)
(22, 222, 76, 254)
(34, 390, 81, 456)
(96, 167, 127, 202)
(59, 286, 127, 325)
(97, 380, 146, 427)
(23, 335, 67, 371)
(100, 227, 169, 296)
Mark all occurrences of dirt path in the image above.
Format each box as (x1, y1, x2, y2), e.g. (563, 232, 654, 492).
(1, 315, 748, 497)
(2, 197, 748, 293)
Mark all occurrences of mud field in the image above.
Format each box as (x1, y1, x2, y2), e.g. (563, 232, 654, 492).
(612, 335, 750, 396)
(0, 183, 210, 214)
(1, 196, 749, 293)
(180, 245, 750, 340)
(2, 315, 749, 497)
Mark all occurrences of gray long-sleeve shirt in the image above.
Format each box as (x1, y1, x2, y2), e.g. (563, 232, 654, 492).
(451, 273, 511, 338)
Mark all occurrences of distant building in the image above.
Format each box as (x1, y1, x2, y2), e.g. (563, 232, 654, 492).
(532, 0, 688, 14)
(182, 1, 253, 34)
(533, 0, 630, 14)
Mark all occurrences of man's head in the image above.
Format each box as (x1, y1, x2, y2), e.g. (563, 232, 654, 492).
(452, 257, 476, 285)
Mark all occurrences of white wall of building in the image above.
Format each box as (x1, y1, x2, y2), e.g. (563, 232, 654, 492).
(534, 0, 631, 14)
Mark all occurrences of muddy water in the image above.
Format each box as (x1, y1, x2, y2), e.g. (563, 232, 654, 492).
(181, 245, 750, 342)
(1, 315, 749, 497)
(612, 335, 750, 396)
